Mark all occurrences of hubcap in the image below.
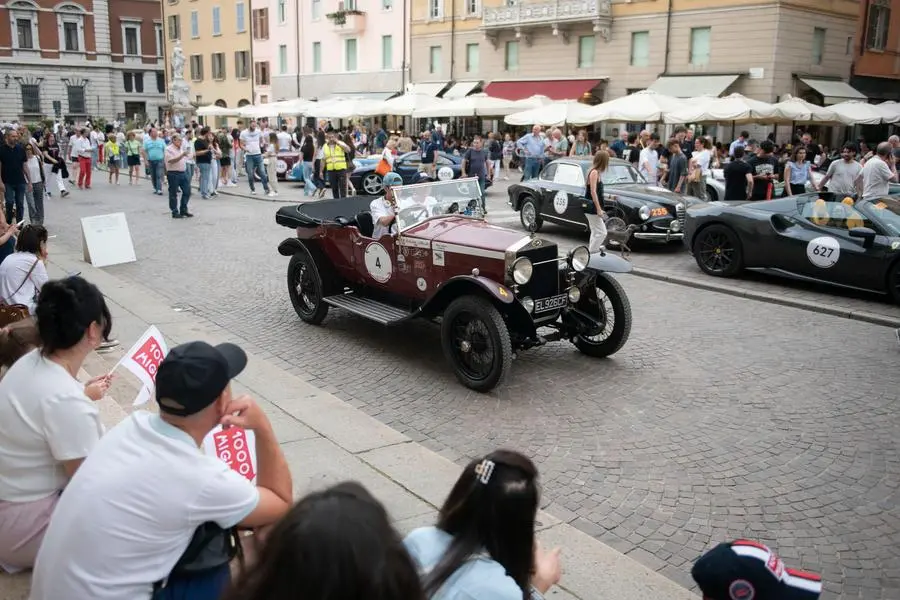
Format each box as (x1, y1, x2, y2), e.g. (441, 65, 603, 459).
(293, 263, 318, 314)
(451, 312, 495, 381)
(522, 202, 536, 225)
(364, 175, 383, 194)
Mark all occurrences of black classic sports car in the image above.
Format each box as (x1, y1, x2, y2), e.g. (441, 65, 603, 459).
(684, 193, 900, 302)
(507, 158, 696, 244)
(350, 151, 490, 195)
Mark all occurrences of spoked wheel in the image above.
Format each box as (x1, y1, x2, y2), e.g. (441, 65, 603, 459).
(573, 273, 632, 358)
(693, 224, 744, 277)
(441, 296, 512, 392)
(362, 173, 384, 195)
(519, 198, 543, 233)
(888, 259, 900, 304)
(287, 251, 329, 324)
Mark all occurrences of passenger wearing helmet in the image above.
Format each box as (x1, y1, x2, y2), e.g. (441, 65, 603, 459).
(370, 172, 402, 238)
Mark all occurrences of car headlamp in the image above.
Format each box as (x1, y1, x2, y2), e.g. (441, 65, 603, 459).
(639, 206, 651, 220)
(521, 297, 535, 313)
(569, 245, 590, 272)
(511, 257, 533, 285)
(567, 286, 581, 303)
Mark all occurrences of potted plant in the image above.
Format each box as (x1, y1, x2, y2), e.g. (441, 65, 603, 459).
(325, 8, 364, 25)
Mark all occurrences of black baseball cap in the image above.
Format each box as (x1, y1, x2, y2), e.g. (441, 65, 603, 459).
(155, 341, 247, 416)
(692, 540, 822, 600)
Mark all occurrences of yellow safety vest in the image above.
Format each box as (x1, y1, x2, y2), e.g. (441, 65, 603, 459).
(323, 144, 347, 171)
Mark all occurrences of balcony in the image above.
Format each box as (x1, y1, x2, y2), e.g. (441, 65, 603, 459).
(327, 10, 366, 35)
(483, 0, 611, 31)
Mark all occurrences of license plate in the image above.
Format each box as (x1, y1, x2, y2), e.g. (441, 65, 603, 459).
(534, 293, 567, 313)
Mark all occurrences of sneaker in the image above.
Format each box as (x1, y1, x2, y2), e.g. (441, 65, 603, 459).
(250, 189, 257, 195)
(227, 182, 237, 187)
(267, 191, 276, 198)
(181, 211, 194, 218)
(172, 213, 183, 219)
(503, 176, 509, 180)
(210, 192, 218, 197)
(97, 339, 120, 351)
(201, 194, 209, 200)
(61, 190, 70, 197)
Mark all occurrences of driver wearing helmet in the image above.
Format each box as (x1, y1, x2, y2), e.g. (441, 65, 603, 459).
(370, 172, 403, 238)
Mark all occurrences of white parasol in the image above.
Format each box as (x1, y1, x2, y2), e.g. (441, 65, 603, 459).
(585, 90, 686, 123)
(663, 93, 778, 124)
(503, 101, 595, 127)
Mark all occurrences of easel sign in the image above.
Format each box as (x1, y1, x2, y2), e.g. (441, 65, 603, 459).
(81, 213, 137, 268)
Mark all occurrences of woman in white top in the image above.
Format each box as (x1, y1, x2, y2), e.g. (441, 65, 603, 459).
(0, 225, 50, 314)
(688, 137, 713, 200)
(382, 139, 397, 170)
(0, 275, 112, 570)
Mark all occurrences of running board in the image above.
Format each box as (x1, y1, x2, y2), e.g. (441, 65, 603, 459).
(323, 293, 413, 326)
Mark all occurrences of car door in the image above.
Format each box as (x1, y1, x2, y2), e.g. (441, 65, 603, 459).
(769, 198, 885, 289)
(395, 152, 421, 183)
(547, 162, 590, 231)
(534, 162, 558, 220)
(352, 232, 410, 294)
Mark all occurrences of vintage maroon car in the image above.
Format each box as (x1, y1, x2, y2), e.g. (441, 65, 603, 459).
(275, 179, 635, 392)
(275, 150, 301, 181)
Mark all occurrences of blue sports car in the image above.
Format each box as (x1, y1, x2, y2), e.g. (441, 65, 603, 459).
(349, 151, 490, 195)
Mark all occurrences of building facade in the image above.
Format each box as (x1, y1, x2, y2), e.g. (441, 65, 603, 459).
(292, 0, 411, 101)
(850, 0, 899, 101)
(0, 0, 166, 125)
(161, 0, 253, 114)
(409, 0, 863, 105)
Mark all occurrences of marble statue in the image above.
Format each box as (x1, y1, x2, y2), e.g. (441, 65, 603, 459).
(170, 41, 191, 108)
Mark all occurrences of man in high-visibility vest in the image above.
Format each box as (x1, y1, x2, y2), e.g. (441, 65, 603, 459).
(319, 132, 352, 198)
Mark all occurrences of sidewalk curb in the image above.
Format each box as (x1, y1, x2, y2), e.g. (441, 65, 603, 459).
(31, 251, 697, 600)
(631, 267, 900, 328)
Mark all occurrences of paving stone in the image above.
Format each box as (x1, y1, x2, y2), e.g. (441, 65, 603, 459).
(37, 179, 900, 599)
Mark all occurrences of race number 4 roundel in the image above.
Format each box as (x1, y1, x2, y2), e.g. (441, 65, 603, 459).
(364, 242, 393, 283)
(553, 190, 568, 214)
(806, 236, 840, 269)
(437, 166, 454, 181)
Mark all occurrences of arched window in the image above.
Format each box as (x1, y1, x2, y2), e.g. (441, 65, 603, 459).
(9, 0, 40, 52)
(237, 99, 251, 107)
(215, 99, 227, 107)
(54, 3, 86, 53)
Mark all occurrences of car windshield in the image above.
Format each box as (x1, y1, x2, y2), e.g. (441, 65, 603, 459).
(580, 162, 645, 185)
(865, 197, 900, 236)
(393, 177, 484, 232)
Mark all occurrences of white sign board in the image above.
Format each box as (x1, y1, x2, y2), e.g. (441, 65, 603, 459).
(81, 213, 137, 268)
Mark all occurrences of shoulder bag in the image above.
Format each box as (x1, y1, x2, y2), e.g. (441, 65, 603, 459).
(0, 259, 39, 327)
(375, 150, 392, 176)
(152, 522, 243, 598)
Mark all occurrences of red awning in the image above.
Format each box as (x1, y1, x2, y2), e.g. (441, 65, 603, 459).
(484, 79, 603, 101)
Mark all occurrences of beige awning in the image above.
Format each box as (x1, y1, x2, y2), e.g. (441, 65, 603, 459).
(647, 75, 740, 98)
(798, 78, 867, 105)
(443, 81, 482, 99)
(406, 82, 450, 97)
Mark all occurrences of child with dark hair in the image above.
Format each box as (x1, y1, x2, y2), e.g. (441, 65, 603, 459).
(0, 224, 49, 314)
(0, 276, 112, 571)
(225, 481, 424, 600)
(405, 449, 562, 600)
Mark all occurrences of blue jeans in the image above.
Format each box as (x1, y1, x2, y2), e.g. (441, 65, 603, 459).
(198, 162, 211, 197)
(152, 563, 230, 600)
(149, 159, 164, 192)
(244, 154, 269, 193)
(4, 183, 26, 223)
(523, 158, 542, 180)
(91, 146, 99, 169)
(167, 171, 191, 215)
(476, 174, 486, 210)
(302, 161, 315, 195)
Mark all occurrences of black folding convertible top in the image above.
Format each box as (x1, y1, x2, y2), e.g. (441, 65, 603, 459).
(275, 195, 376, 228)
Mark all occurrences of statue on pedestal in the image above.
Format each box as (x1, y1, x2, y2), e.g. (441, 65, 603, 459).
(169, 41, 192, 109)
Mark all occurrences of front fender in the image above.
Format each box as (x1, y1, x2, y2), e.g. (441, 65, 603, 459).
(278, 237, 307, 257)
(425, 275, 515, 309)
(586, 251, 633, 274)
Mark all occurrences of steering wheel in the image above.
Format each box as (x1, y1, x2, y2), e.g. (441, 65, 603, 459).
(398, 205, 429, 228)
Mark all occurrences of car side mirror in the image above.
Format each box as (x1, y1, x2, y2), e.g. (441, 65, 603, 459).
(849, 227, 876, 249)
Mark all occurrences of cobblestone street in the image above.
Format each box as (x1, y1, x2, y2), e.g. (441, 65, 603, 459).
(41, 179, 900, 598)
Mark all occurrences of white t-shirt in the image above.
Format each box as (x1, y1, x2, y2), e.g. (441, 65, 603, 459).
(0, 252, 48, 313)
(239, 129, 263, 155)
(25, 156, 43, 184)
(639, 147, 659, 181)
(861, 155, 894, 199)
(30, 411, 259, 600)
(694, 149, 712, 176)
(276, 130, 292, 151)
(382, 147, 395, 167)
(824, 159, 863, 195)
(0, 349, 102, 503)
(370, 196, 396, 239)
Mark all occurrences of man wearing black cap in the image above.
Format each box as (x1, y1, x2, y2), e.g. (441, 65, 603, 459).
(692, 539, 822, 600)
(30, 341, 293, 600)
